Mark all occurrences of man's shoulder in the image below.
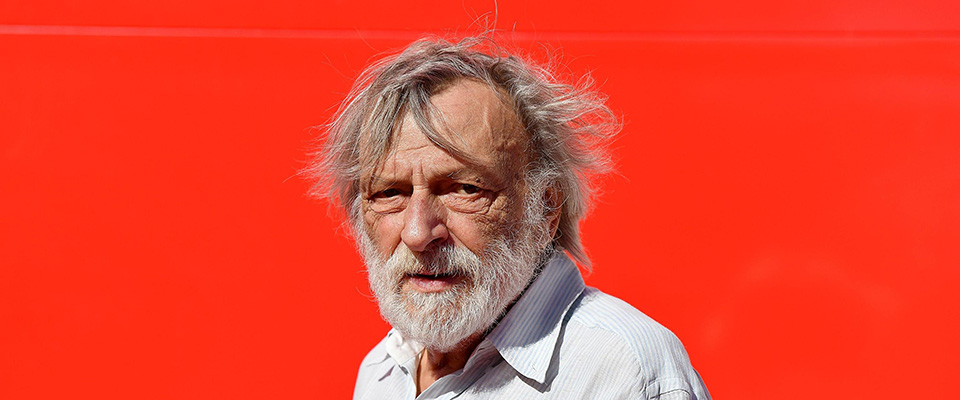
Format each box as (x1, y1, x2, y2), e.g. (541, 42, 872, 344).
(353, 334, 401, 400)
(358, 334, 391, 368)
(355, 334, 391, 383)
(569, 286, 683, 346)
(561, 287, 709, 398)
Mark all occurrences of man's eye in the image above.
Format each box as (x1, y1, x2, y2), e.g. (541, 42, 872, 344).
(457, 184, 481, 195)
(370, 188, 402, 200)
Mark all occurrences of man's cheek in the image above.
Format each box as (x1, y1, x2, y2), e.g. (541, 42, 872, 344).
(447, 215, 496, 251)
(364, 216, 399, 257)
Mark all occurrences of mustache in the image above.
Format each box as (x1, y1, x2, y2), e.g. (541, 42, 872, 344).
(386, 244, 479, 278)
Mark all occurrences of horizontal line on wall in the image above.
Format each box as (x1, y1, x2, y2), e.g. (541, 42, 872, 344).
(1, 25, 959, 41)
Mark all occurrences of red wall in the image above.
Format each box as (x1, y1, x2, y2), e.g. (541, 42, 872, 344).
(2, 1, 959, 398)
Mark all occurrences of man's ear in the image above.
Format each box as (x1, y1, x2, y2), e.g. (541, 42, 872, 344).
(543, 186, 563, 239)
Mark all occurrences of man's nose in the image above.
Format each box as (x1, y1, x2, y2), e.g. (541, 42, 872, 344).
(401, 190, 449, 252)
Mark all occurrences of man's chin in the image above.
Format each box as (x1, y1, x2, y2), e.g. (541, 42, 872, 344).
(393, 318, 488, 353)
(383, 294, 494, 352)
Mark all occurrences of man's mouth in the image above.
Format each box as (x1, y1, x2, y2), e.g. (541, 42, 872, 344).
(404, 272, 462, 293)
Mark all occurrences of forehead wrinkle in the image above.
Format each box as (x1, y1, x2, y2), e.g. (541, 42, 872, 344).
(361, 79, 528, 190)
(433, 84, 527, 167)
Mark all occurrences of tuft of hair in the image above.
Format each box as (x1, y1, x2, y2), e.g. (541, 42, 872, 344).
(303, 35, 620, 268)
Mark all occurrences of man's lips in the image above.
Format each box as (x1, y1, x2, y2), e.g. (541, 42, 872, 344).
(404, 272, 463, 293)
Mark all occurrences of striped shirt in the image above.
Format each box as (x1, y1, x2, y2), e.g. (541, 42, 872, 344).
(353, 253, 711, 399)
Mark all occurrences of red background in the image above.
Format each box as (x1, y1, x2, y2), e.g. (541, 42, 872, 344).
(2, 1, 959, 398)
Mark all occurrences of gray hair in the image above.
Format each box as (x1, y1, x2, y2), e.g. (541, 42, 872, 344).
(306, 36, 619, 267)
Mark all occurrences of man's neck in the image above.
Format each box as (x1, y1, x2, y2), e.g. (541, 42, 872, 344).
(415, 333, 483, 395)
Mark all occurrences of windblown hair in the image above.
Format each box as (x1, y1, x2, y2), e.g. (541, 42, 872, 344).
(306, 36, 619, 266)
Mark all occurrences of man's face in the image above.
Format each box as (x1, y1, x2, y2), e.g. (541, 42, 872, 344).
(357, 79, 556, 351)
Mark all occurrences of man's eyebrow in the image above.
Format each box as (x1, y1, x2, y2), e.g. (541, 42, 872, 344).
(446, 168, 486, 183)
(364, 176, 402, 189)
(446, 167, 502, 185)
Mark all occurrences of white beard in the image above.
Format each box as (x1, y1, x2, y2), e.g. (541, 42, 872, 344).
(358, 206, 552, 352)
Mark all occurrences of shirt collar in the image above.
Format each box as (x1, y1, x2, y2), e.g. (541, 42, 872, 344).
(384, 329, 424, 368)
(486, 252, 585, 384)
(373, 329, 424, 383)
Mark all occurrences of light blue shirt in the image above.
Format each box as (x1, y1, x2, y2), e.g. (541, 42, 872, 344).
(354, 253, 711, 399)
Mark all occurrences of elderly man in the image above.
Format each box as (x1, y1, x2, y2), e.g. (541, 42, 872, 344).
(309, 36, 710, 399)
